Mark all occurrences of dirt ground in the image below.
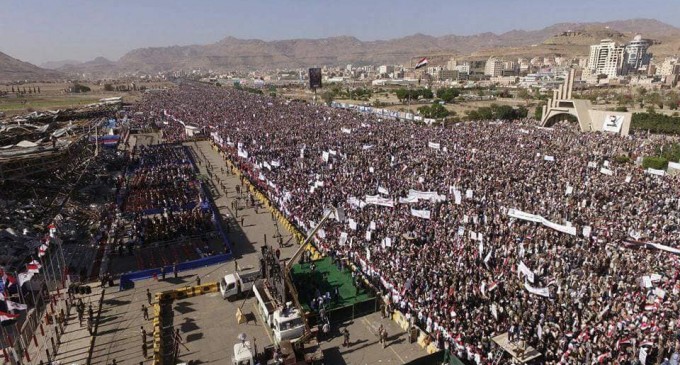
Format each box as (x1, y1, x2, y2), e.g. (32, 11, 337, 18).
(0, 81, 174, 117)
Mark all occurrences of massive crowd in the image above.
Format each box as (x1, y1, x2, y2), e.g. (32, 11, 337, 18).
(119, 144, 214, 246)
(132, 84, 680, 364)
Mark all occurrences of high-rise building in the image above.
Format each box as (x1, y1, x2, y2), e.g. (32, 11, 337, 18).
(484, 57, 503, 77)
(625, 35, 652, 72)
(587, 39, 626, 78)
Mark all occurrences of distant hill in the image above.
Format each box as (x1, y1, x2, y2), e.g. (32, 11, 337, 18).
(56, 18, 680, 77)
(0, 51, 64, 82)
(40, 59, 82, 70)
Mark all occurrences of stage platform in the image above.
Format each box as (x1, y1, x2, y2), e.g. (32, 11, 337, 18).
(492, 333, 542, 363)
(290, 257, 375, 312)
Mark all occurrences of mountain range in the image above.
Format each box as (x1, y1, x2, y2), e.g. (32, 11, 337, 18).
(2, 18, 680, 82)
(0, 51, 63, 82)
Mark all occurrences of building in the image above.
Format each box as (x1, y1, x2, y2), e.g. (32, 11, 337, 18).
(656, 57, 678, 76)
(437, 69, 459, 81)
(587, 39, 626, 78)
(625, 35, 652, 72)
(454, 63, 470, 75)
(446, 58, 458, 70)
(484, 57, 504, 77)
(378, 65, 395, 75)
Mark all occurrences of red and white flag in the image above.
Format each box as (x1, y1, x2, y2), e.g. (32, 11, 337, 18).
(27, 260, 41, 274)
(38, 244, 48, 257)
(414, 57, 429, 69)
(0, 311, 19, 322)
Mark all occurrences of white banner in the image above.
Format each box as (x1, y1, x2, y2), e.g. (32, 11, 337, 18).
(348, 219, 357, 230)
(454, 190, 462, 205)
(378, 186, 389, 195)
(524, 282, 550, 297)
(587, 161, 597, 168)
(271, 160, 281, 167)
(518, 261, 535, 283)
(339, 232, 348, 245)
(508, 209, 578, 235)
(543, 155, 555, 161)
(341, 127, 352, 134)
(600, 167, 614, 176)
(645, 168, 666, 176)
(410, 209, 431, 219)
(507, 209, 543, 223)
(428, 142, 441, 150)
(365, 195, 394, 208)
(237, 149, 249, 158)
(322, 151, 329, 162)
(583, 225, 592, 237)
(398, 196, 419, 204)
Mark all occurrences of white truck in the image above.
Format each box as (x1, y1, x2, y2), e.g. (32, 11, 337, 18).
(220, 269, 261, 300)
(253, 279, 305, 344)
(231, 341, 255, 365)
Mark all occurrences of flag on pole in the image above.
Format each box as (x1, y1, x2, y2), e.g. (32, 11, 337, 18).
(0, 311, 19, 322)
(18, 272, 34, 287)
(6, 301, 27, 312)
(27, 260, 41, 274)
(414, 57, 429, 69)
(38, 244, 48, 257)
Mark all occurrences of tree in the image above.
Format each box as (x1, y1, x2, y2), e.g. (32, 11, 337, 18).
(534, 105, 544, 120)
(11, 86, 14, 93)
(516, 88, 531, 102)
(646, 92, 663, 109)
(418, 103, 450, 118)
(419, 88, 434, 99)
(395, 88, 408, 102)
(103, 84, 114, 91)
(436, 87, 460, 103)
(665, 91, 679, 110)
(37, 86, 40, 93)
(321, 91, 334, 105)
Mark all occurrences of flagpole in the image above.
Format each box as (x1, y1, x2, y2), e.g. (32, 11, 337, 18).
(12, 272, 26, 306)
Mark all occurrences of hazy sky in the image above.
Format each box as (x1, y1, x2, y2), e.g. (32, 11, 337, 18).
(1, 0, 679, 65)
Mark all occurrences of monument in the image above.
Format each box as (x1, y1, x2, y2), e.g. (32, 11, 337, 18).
(541, 69, 632, 136)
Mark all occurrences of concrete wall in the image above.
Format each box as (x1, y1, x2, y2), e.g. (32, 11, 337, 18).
(588, 110, 632, 136)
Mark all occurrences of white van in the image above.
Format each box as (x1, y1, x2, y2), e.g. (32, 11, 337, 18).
(220, 269, 261, 299)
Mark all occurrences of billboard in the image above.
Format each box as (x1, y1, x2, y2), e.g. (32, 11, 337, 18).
(309, 68, 322, 89)
(603, 114, 624, 133)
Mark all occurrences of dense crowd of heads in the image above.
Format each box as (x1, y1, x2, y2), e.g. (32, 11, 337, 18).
(132, 84, 680, 364)
(120, 144, 213, 246)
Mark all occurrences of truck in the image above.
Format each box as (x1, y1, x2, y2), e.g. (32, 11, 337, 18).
(253, 279, 305, 344)
(220, 269, 261, 300)
(231, 341, 255, 365)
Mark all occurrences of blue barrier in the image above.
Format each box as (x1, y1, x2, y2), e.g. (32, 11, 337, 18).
(119, 252, 233, 290)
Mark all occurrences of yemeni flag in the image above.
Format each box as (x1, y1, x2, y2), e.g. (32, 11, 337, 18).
(0, 310, 19, 322)
(414, 57, 429, 69)
(27, 260, 41, 274)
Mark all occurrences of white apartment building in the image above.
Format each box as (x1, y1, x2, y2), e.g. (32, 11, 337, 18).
(655, 57, 678, 76)
(378, 65, 394, 75)
(485, 57, 504, 77)
(587, 39, 626, 78)
(455, 64, 471, 75)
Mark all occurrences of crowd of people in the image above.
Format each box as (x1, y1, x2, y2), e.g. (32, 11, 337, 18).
(132, 83, 680, 364)
(122, 144, 201, 214)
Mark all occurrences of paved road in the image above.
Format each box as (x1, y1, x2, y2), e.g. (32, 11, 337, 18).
(45, 137, 430, 365)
